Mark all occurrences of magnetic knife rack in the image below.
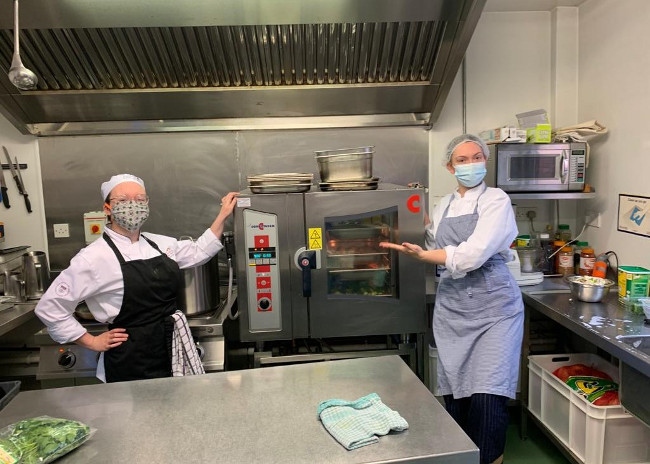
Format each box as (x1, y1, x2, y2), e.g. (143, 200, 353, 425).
(1, 163, 28, 170)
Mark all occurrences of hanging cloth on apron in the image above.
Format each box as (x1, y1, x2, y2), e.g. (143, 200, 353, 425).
(432, 192, 523, 399)
(103, 232, 182, 383)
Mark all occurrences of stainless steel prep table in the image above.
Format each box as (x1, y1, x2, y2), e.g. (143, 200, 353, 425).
(0, 356, 479, 464)
(521, 278, 650, 377)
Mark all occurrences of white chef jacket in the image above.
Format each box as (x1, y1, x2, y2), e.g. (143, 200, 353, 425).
(425, 182, 518, 279)
(35, 226, 223, 381)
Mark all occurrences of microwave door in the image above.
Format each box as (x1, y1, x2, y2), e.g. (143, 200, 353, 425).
(502, 152, 566, 191)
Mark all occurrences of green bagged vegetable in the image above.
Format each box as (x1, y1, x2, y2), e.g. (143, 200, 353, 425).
(0, 416, 93, 464)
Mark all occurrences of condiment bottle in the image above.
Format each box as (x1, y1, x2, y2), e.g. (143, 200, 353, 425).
(573, 241, 588, 274)
(556, 244, 574, 276)
(592, 253, 609, 278)
(555, 224, 572, 242)
(579, 247, 596, 276)
(538, 233, 554, 274)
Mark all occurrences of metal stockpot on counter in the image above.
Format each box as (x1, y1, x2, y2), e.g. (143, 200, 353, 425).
(22, 251, 51, 299)
(176, 236, 220, 317)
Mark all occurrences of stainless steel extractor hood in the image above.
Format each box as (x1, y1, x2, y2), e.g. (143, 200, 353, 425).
(0, 0, 486, 136)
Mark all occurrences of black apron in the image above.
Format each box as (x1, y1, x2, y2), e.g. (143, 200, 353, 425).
(103, 232, 182, 383)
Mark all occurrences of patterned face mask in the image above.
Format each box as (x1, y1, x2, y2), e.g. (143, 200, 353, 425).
(110, 200, 150, 232)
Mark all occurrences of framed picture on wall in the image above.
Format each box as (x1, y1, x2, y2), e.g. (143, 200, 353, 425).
(618, 194, 650, 238)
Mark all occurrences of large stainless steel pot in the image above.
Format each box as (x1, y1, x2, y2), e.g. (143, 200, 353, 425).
(22, 251, 51, 300)
(176, 237, 220, 316)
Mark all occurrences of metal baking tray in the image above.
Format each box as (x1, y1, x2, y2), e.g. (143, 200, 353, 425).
(327, 224, 385, 240)
(247, 173, 313, 185)
(249, 183, 312, 194)
(319, 177, 379, 191)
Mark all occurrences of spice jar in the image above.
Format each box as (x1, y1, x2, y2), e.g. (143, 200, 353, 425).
(579, 247, 596, 276)
(555, 224, 572, 242)
(556, 244, 574, 276)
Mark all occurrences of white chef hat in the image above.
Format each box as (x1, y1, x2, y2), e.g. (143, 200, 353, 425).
(101, 174, 145, 201)
(444, 134, 490, 164)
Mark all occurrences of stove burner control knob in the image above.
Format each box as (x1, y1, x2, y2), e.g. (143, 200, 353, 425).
(58, 351, 76, 369)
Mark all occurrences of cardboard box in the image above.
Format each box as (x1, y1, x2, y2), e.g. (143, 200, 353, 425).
(526, 123, 552, 143)
(479, 126, 526, 144)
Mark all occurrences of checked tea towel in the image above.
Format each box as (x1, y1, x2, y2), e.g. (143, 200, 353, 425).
(317, 393, 409, 450)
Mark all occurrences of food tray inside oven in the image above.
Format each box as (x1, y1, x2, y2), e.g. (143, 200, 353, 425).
(327, 224, 386, 240)
(327, 253, 389, 269)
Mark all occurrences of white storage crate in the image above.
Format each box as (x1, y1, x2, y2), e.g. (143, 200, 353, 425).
(528, 353, 650, 464)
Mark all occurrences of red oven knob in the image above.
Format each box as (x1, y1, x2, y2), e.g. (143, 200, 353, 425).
(58, 350, 76, 369)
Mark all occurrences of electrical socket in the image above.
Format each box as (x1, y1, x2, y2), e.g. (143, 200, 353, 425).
(515, 207, 537, 221)
(586, 211, 601, 228)
(53, 223, 70, 238)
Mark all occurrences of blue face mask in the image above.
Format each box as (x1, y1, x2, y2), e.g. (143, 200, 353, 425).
(453, 162, 487, 188)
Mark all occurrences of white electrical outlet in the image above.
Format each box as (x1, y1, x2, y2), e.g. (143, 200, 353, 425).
(515, 207, 537, 221)
(586, 211, 601, 228)
(53, 223, 70, 238)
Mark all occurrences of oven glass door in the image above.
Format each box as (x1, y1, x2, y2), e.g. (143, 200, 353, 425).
(302, 186, 426, 338)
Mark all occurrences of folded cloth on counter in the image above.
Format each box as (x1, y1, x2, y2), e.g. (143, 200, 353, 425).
(170, 310, 205, 376)
(317, 393, 409, 450)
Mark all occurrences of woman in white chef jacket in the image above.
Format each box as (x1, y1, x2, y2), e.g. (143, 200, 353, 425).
(380, 134, 523, 464)
(35, 174, 239, 383)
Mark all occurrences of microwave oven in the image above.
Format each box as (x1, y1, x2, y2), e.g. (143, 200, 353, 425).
(486, 142, 587, 192)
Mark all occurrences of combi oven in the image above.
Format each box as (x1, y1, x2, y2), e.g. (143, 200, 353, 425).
(233, 183, 427, 343)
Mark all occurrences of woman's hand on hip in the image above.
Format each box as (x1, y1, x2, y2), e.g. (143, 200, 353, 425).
(76, 328, 128, 352)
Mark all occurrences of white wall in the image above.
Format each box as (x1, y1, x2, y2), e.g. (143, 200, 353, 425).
(0, 116, 47, 255)
(431, 2, 650, 269)
(577, 0, 650, 266)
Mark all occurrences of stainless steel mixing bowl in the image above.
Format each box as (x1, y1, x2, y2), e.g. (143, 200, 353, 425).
(565, 275, 615, 303)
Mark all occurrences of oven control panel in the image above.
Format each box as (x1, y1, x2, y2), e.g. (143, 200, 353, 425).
(243, 209, 281, 333)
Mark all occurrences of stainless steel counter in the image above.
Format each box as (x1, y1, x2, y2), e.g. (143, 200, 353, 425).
(0, 356, 479, 464)
(0, 302, 37, 337)
(521, 278, 650, 377)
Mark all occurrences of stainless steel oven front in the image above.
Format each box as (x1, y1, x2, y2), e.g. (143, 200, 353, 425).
(233, 183, 427, 343)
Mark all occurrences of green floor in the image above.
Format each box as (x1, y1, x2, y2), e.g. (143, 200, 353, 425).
(504, 410, 571, 464)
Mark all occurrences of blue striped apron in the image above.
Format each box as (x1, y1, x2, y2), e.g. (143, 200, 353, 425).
(433, 193, 523, 399)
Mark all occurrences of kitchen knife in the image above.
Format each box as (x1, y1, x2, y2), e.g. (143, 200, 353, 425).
(14, 156, 31, 213)
(0, 168, 9, 208)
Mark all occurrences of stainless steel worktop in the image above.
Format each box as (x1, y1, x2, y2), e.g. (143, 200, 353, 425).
(0, 301, 37, 337)
(0, 356, 479, 464)
(521, 278, 650, 377)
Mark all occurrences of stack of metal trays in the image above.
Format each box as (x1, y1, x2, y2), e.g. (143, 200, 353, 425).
(247, 173, 313, 194)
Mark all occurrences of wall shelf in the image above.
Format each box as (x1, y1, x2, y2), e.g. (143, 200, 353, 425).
(507, 190, 596, 200)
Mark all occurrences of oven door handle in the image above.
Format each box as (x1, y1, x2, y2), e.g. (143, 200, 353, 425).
(297, 250, 317, 297)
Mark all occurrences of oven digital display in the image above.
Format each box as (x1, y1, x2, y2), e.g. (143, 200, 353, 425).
(248, 249, 276, 259)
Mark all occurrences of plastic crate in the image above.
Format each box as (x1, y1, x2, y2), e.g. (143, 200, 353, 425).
(528, 354, 650, 464)
(0, 380, 20, 411)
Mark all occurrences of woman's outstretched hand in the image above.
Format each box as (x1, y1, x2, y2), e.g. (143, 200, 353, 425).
(379, 241, 424, 260)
